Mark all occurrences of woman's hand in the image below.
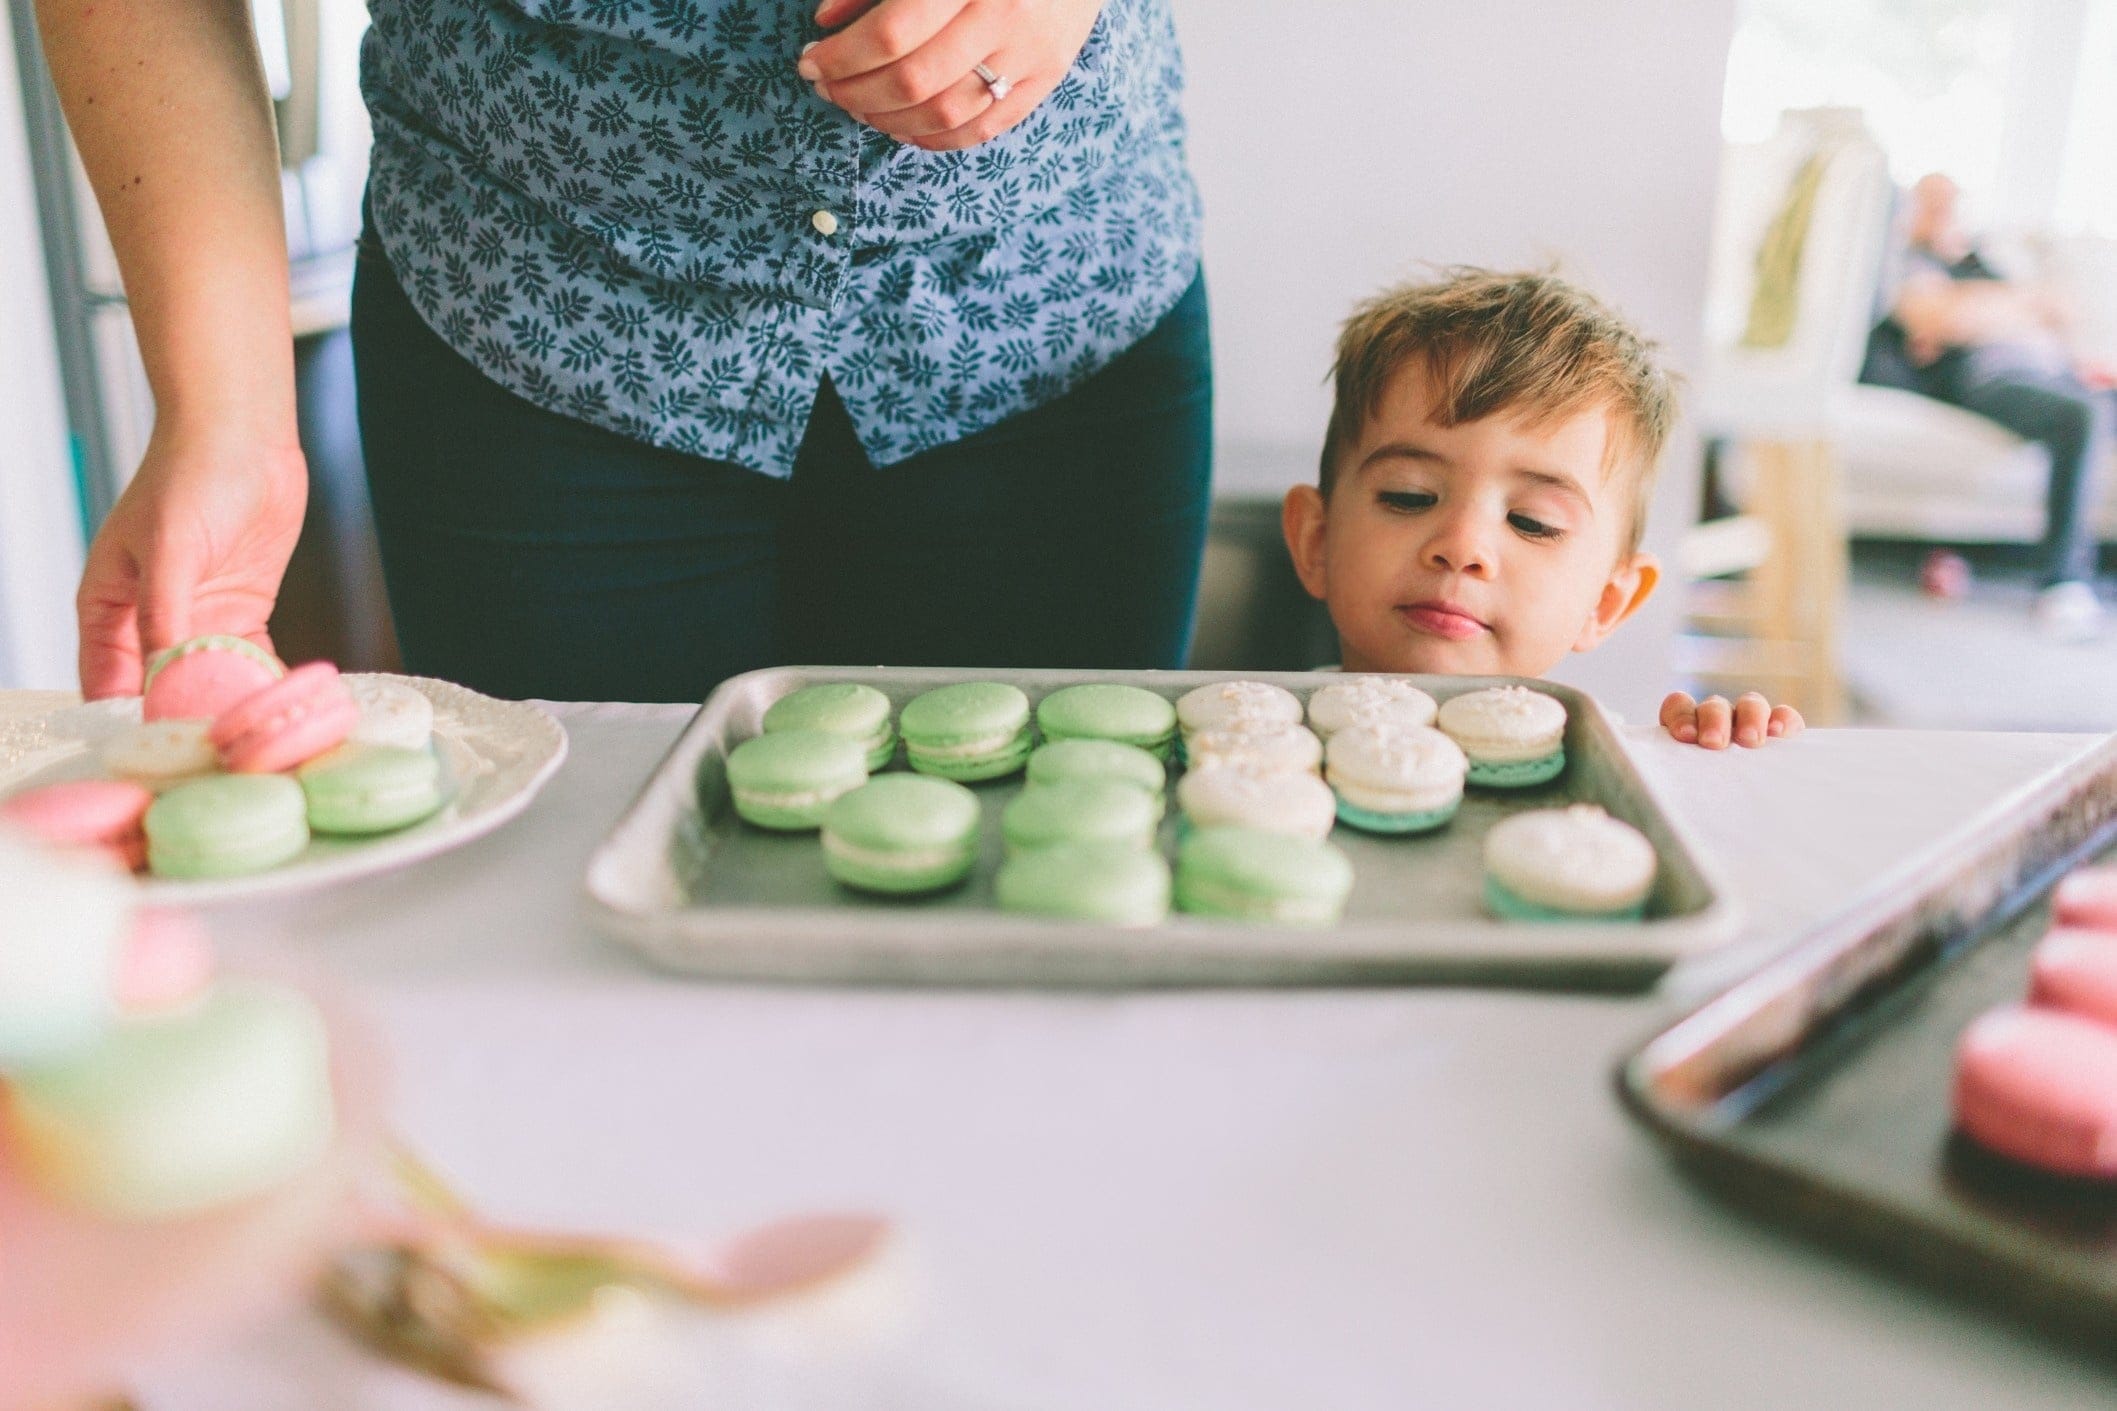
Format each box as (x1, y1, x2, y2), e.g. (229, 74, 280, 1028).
(77, 425, 306, 699)
(800, 0, 1104, 152)
(1658, 691, 1805, 749)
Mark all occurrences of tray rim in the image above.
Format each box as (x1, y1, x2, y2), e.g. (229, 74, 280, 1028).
(582, 666, 1743, 989)
(1614, 729, 2117, 1358)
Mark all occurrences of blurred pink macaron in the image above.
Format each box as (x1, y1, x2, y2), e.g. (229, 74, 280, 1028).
(142, 635, 284, 722)
(0, 779, 154, 871)
(116, 909, 216, 1014)
(2052, 866, 2117, 932)
(1953, 1005, 2117, 1179)
(210, 662, 360, 774)
(2028, 927, 2117, 1030)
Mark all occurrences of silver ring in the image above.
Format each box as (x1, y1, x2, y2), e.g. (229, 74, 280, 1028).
(973, 62, 1014, 102)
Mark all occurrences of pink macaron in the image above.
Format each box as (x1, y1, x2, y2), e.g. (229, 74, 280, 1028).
(2028, 927, 2117, 1030)
(1953, 1005, 2117, 1179)
(210, 661, 361, 774)
(142, 635, 285, 722)
(116, 908, 217, 1014)
(0, 779, 154, 871)
(2051, 866, 2117, 933)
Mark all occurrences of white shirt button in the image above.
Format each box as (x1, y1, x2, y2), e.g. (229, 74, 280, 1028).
(810, 209, 839, 237)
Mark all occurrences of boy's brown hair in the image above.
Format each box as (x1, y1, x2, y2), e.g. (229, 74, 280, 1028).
(1319, 268, 1677, 553)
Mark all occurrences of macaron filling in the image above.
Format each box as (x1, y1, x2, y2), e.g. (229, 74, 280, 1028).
(1465, 752, 1566, 787)
(1483, 874, 1644, 921)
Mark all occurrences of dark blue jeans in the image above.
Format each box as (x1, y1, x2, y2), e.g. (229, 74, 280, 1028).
(350, 242, 1213, 701)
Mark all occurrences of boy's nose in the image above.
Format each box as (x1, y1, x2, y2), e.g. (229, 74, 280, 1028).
(1423, 510, 1497, 577)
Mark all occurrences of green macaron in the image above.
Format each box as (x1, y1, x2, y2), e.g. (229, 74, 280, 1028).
(144, 774, 310, 879)
(1034, 684, 1177, 760)
(1024, 738, 1167, 798)
(297, 743, 447, 836)
(821, 774, 982, 894)
(761, 683, 897, 772)
(996, 840, 1172, 926)
(898, 682, 1034, 782)
(1173, 825, 1355, 925)
(724, 731, 870, 831)
(1001, 778, 1161, 855)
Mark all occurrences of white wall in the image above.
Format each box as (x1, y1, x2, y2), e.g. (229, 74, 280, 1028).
(0, 16, 83, 689)
(1177, 0, 1737, 719)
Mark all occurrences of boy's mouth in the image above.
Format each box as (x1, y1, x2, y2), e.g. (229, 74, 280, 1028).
(1396, 600, 1489, 641)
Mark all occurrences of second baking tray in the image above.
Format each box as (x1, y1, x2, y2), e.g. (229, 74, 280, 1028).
(584, 667, 1741, 988)
(1618, 733, 2117, 1359)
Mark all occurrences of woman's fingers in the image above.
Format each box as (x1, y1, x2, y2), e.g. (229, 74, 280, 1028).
(801, 0, 963, 84)
(821, 5, 990, 117)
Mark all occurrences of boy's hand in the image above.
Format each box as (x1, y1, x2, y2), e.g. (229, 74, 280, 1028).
(1658, 691, 1804, 749)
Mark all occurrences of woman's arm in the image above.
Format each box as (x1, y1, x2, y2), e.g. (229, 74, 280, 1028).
(36, 0, 306, 696)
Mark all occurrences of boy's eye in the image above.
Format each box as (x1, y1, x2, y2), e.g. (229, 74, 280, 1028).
(1377, 490, 1436, 512)
(1508, 512, 1564, 542)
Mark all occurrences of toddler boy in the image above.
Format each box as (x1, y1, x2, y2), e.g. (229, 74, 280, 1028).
(1281, 268, 1800, 748)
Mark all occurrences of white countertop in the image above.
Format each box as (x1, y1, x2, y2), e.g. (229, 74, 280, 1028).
(134, 707, 2117, 1409)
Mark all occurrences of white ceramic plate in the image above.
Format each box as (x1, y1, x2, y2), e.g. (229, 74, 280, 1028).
(0, 675, 567, 902)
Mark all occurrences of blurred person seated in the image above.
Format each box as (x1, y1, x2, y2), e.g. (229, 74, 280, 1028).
(1861, 173, 2117, 641)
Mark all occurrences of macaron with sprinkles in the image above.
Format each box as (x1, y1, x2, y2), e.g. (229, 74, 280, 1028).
(1306, 677, 1438, 741)
(1037, 684, 1178, 761)
(1184, 721, 1323, 777)
(763, 682, 897, 772)
(1482, 804, 1656, 921)
(1324, 723, 1467, 834)
(1437, 685, 1568, 788)
(899, 682, 1034, 782)
(210, 660, 360, 774)
(100, 718, 220, 792)
(1175, 680, 1303, 744)
(1177, 763, 1336, 841)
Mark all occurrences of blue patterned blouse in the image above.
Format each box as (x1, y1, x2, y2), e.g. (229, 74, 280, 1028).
(359, 0, 1203, 476)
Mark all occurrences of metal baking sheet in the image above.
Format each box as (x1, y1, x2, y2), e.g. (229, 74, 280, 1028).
(584, 667, 1740, 988)
(1618, 734, 2117, 1359)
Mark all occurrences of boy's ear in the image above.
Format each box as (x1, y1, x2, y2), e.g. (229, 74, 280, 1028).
(1283, 485, 1330, 602)
(1572, 550, 1660, 653)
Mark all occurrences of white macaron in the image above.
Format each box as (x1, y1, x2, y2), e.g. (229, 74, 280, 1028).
(1306, 677, 1439, 740)
(1482, 804, 1656, 920)
(1177, 764, 1337, 840)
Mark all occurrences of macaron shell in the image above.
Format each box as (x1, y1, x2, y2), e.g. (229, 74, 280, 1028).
(2052, 867, 2117, 933)
(145, 775, 311, 879)
(1, 779, 154, 871)
(1037, 684, 1178, 757)
(724, 732, 869, 832)
(297, 743, 449, 836)
(4, 979, 336, 1219)
(346, 677, 436, 751)
(142, 643, 284, 723)
(1953, 1006, 2117, 1179)
(821, 775, 981, 894)
(116, 909, 216, 1015)
(211, 662, 360, 774)
(1000, 778, 1160, 854)
(1173, 826, 1354, 924)
(2027, 928, 2117, 1028)
(1465, 752, 1567, 788)
(101, 719, 221, 790)
(0, 834, 128, 1069)
(996, 841, 1172, 925)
